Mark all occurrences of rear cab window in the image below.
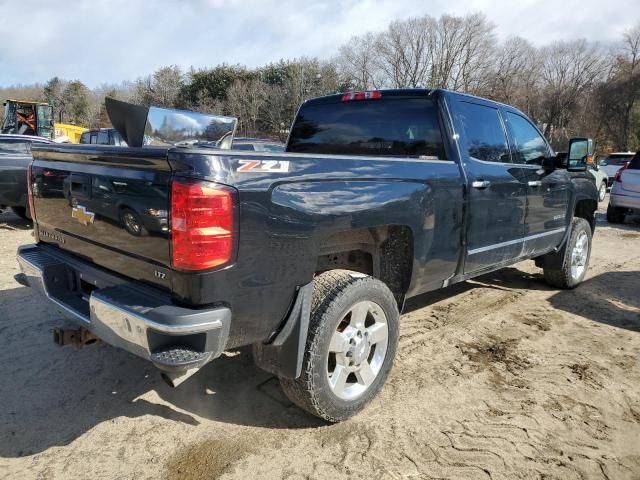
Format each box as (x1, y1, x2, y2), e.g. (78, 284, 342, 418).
(287, 96, 447, 159)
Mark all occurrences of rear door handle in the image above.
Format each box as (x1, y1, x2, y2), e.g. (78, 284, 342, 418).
(471, 180, 491, 189)
(528, 180, 542, 187)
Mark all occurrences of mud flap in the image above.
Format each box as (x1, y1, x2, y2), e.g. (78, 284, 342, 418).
(253, 282, 313, 379)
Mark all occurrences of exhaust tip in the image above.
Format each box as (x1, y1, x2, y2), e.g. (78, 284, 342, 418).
(160, 373, 176, 388)
(159, 367, 200, 388)
(14, 273, 28, 287)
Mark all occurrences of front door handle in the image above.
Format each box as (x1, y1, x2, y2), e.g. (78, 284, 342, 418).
(471, 180, 491, 189)
(528, 180, 542, 187)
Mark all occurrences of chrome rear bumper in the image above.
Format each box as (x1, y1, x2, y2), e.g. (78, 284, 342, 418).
(17, 244, 230, 372)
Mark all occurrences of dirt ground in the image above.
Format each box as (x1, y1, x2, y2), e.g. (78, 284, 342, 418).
(0, 199, 639, 480)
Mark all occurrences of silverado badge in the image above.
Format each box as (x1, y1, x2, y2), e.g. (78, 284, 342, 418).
(72, 205, 95, 226)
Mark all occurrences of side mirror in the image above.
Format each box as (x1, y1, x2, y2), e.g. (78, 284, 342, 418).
(567, 137, 593, 172)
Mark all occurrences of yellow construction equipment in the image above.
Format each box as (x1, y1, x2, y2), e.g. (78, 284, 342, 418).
(2, 99, 87, 143)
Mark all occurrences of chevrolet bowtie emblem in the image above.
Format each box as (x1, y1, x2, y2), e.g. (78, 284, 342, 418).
(72, 205, 95, 225)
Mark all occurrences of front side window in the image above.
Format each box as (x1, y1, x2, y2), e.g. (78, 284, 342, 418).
(506, 112, 549, 165)
(97, 130, 109, 144)
(456, 102, 510, 163)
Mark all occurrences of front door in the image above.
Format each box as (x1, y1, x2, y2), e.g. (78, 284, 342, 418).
(449, 98, 527, 274)
(503, 111, 570, 256)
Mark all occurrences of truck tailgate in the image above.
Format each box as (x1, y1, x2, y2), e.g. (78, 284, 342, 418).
(30, 145, 173, 290)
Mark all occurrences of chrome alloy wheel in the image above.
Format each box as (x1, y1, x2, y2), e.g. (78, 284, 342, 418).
(326, 301, 389, 400)
(570, 231, 589, 280)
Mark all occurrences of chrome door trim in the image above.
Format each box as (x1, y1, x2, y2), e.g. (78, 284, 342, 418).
(468, 227, 565, 255)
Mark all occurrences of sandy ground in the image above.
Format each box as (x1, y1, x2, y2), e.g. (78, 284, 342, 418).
(0, 199, 639, 480)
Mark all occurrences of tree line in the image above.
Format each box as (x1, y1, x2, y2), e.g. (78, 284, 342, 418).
(1, 12, 638, 151)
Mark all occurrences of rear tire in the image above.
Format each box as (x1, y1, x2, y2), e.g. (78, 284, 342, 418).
(279, 270, 399, 422)
(543, 217, 592, 289)
(606, 204, 625, 224)
(10, 206, 31, 221)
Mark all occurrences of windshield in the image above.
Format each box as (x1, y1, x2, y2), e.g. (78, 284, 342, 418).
(288, 97, 446, 158)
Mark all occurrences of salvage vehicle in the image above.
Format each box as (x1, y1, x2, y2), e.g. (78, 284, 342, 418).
(16, 91, 598, 422)
(606, 152, 640, 223)
(0, 134, 54, 219)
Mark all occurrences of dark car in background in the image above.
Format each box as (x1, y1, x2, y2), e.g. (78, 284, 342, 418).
(0, 134, 53, 219)
(232, 137, 285, 152)
(79, 128, 127, 146)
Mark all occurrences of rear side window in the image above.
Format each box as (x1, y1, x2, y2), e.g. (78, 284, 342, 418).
(97, 130, 109, 144)
(506, 112, 549, 165)
(628, 155, 640, 170)
(288, 98, 446, 159)
(80, 132, 89, 144)
(456, 102, 510, 163)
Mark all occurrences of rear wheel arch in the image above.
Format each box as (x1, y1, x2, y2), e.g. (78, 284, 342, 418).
(315, 225, 413, 305)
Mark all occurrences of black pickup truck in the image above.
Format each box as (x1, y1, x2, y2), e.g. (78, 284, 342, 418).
(16, 89, 598, 421)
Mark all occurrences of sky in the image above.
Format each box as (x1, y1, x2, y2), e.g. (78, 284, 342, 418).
(0, 0, 638, 88)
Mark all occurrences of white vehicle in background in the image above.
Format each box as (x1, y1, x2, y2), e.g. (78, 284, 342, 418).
(599, 152, 635, 187)
(607, 153, 640, 223)
(588, 161, 609, 202)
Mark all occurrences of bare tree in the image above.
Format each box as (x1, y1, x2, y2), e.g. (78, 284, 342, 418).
(225, 79, 269, 136)
(336, 32, 381, 89)
(375, 16, 434, 88)
(134, 65, 184, 107)
(538, 40, 607, 144)
(486, 37, 540, 116)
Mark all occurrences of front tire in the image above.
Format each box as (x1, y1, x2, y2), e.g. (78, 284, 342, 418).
(598, 182, 607, 202)
(543, 217, 592, 289)
(280, 270, 399, 422)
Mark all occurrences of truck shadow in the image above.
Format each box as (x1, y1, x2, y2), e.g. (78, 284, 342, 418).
(469, 267, 640, 332)
(0, 286, 320, 458)
(595, 211, 640, 231)
(0, 210, 32, 231)
(1, 267, 637, 458)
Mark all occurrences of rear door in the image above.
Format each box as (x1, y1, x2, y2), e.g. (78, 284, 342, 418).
(620, 155, 640, 193)
(504, 111, 569, 255)
(449, 97, 527, 273)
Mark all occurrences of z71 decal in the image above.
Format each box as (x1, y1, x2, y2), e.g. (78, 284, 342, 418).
(237, 160, 290, 173)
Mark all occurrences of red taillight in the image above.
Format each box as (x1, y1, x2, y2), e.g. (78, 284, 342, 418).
(27, 163, 36, 221)
(171, 179, 236, 271)
(614, 162, 630, 182)
(341, 90, 382, 102)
